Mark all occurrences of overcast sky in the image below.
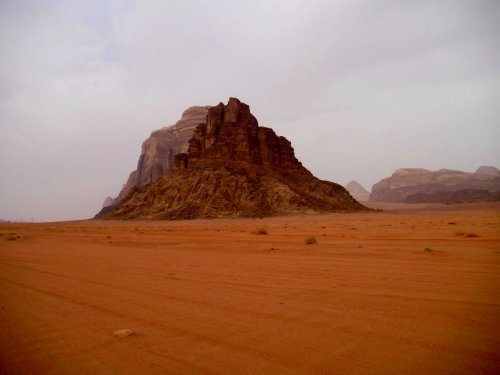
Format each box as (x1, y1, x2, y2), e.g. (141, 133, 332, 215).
(1, 0, 499, 222)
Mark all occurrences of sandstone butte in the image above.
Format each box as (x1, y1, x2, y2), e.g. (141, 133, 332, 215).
(101, 98, 366, 220)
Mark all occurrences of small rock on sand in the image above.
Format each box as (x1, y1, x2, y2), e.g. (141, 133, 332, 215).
(113, 328, 134, 338)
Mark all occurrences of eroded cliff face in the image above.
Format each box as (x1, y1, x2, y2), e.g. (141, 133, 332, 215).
(174, 99, 304, 171)
(370, 167, 500, 203)
(108, 98, 366, 220)
(114, 106, 210, 203)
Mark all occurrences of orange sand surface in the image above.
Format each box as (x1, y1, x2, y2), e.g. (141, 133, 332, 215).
(1, 204, 499, 374)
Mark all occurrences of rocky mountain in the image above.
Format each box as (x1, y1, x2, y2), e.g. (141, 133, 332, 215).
(106, 106, 210, 207)
(345, 181, 370, 202)
(102, 98, 366, 220)
(370, 167, 500, 203)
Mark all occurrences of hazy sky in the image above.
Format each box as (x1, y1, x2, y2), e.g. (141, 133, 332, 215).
(1, 0, 499, 222)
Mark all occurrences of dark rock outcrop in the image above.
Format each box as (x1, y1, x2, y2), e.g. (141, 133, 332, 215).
(370, 167, 500, 203)
(105, 98, 366, 220)
(345, 181, 370, 202)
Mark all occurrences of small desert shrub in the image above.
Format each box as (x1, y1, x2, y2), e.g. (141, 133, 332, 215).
(252, 228, 268, 235)
(304, 236, 317, 245)
(455, 231, 479, 238)
(424, 247, 433, 252)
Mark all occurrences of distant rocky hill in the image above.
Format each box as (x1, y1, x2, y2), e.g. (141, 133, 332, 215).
(475, 166, 500, 176)
(345, 181, 370, 202)
(101, 98, 366, 219)
(102, 106, 210, 209)
(370, 167, 500, 203)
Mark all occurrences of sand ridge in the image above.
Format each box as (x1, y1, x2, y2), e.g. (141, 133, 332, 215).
(0, 204, 499, 374)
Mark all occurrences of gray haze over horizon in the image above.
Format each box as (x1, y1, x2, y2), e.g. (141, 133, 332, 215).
(1, 0, 499, 222)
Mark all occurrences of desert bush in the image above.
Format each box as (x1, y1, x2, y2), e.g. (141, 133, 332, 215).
(304, 236, 317, 245)
(252, 228, 268, 235)
(424, 247, 433, 252)
(455, 231, 479, 238)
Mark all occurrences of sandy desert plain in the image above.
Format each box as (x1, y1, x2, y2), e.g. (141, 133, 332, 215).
(0, 202, 499, 374)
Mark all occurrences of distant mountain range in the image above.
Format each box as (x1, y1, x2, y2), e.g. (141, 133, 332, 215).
(370, 166, 500, 204)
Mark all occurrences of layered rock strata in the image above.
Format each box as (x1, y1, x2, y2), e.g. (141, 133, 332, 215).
(370, 167, 500, 203)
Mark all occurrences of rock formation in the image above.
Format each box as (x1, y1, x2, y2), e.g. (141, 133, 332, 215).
(345, 181, 370, 202)
(475, 166, 500, 176)
(370, 167, 500, 203)
(103, 98, 366, 220)
(115, 106, 210, 202)
(97, 105, 210, 216)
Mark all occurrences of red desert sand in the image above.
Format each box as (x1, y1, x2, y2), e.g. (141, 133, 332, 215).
(1, 203, 499, 374)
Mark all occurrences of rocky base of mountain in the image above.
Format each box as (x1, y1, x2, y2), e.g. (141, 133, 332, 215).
(110, 164, 363, 220)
